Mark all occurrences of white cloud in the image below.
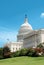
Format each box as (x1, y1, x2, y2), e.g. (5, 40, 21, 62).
(40, 13, 44, 18)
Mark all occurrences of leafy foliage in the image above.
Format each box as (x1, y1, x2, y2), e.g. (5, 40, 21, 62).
(0, 48, 3, 59)
(12, 51, 20, 57)
(19, 48, 28, 56)
(3, 46, 11, 58)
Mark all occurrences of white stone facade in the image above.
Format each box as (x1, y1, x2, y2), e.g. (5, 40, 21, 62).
(23, 30, 44, 48)
(5, 42, 23, 52)
(5, 15, 44, 52)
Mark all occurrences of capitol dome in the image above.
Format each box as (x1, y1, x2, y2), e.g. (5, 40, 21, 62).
(18, 15, 33, 34)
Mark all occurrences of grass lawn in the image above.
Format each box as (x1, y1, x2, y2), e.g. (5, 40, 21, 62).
(0, 56, 44, 65)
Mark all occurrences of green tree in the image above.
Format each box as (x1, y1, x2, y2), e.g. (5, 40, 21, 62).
(3, 46, 11, 58)
(0, 48, 3, 59)
(37, 43, 43, 48)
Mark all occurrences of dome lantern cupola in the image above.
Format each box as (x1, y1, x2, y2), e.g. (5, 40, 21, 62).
(19, 14, 33, 34)
(17, 15, 33, 42)
(24, 14, 28, 23)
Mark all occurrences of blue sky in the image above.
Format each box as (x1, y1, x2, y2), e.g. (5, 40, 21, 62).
(0, 0, 44, 47)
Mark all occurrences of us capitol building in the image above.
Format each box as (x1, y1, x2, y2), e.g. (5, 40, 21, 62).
(5, 15, 44, 52)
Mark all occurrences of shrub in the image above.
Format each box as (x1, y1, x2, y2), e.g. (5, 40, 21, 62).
(31, 51, 39, 57)
(26, 48, 39, 57)
(12, 48, 28, 57)
(27, 48, 34, 56)
(32, 48, 43, 57)
(19, 48, 28, 56)
(12, 51, 20, 57)
(37, 43, 44, 56)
